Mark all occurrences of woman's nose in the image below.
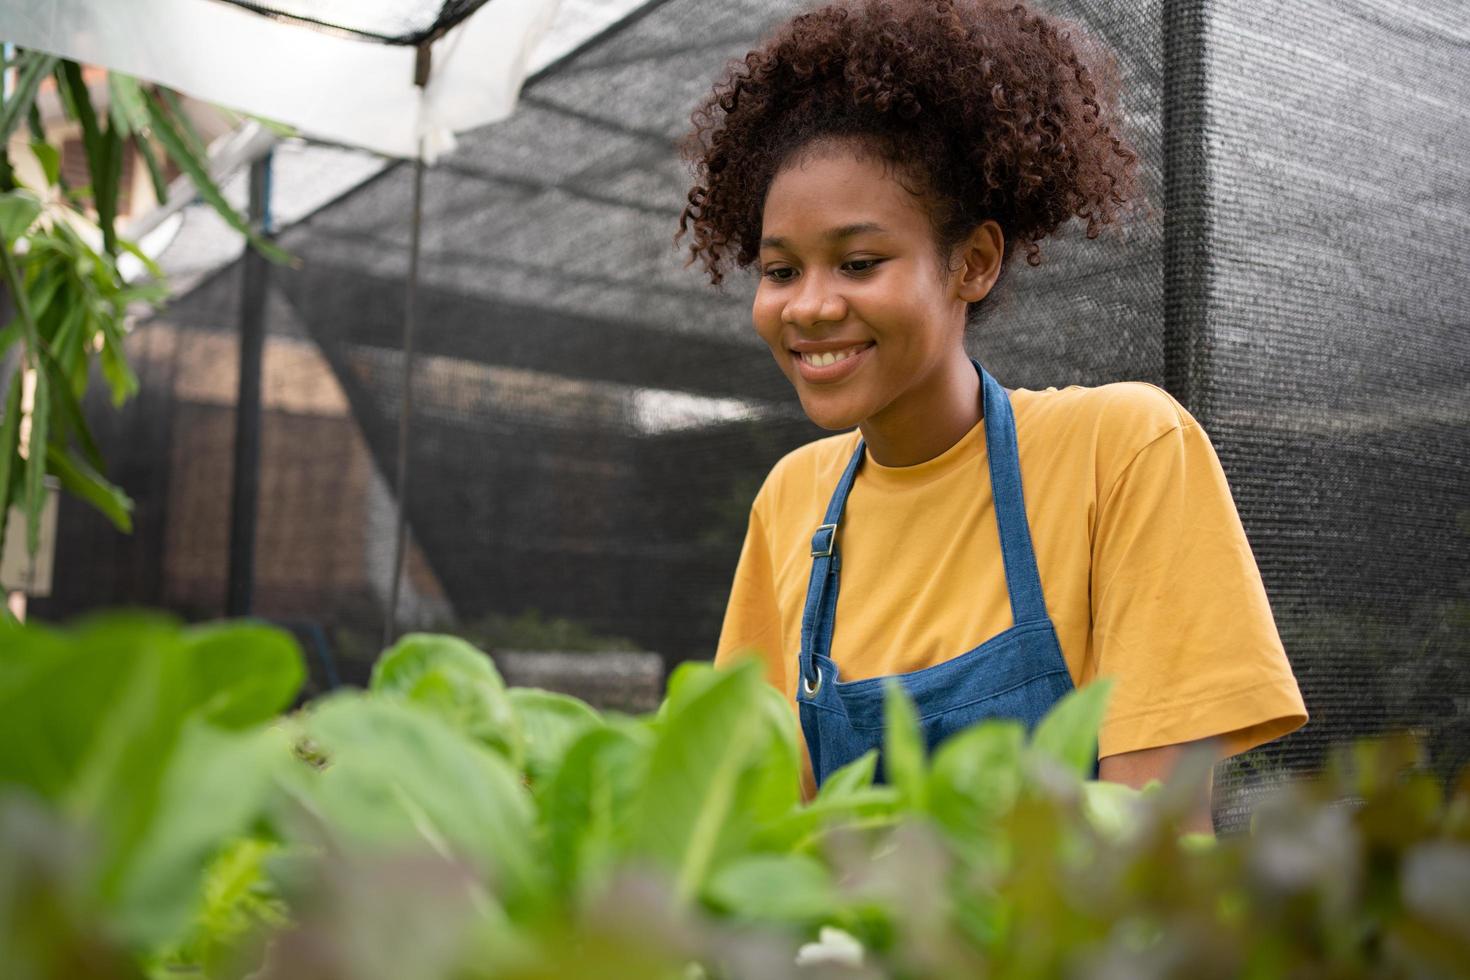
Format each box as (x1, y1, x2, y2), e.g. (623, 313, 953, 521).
(783, 272, 849, 329)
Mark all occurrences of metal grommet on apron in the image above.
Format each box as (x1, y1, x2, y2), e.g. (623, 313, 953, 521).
(795, 357, 1097, 787)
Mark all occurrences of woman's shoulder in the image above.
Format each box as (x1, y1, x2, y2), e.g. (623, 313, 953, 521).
(1017, 379, 1197, 447)
(1014, 380, 1204, 478)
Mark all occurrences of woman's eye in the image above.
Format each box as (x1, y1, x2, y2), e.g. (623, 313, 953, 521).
(761, 260, 880, 282)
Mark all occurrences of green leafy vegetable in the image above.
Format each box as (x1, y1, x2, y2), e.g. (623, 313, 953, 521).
(0, 616, 1463, 980)
(370, 632, 523, 768)
(1029, 676, 1114, 777)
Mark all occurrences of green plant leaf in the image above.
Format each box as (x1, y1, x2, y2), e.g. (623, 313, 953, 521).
(1080, 779, 1143, 843)
(508, 687, 602, 787)
(883, 679, 926, 809)
(0, 189, 42, 243)
(0, 376, 22, 554)
(0, 321, 18, 364)
(629, 658, 770, 902)
(180, 622, 306, 729)
(818, 749, 878, 801)
(25, 98, 46, 145)
(106, 620, 301, 940)
(929, 719, 1026, 835)
(57, 617, 192, 839)
(112, 721, 293, 946)
(0, 612, 241, 917)
(659, 658, 730, 720)
(370, 633, 523, 768)
(1028, 678, 1113, 778)
(47, 300, 87, 384)
(730, 672, 802, 829)
(46, 444, 132, 533)
(157, 88, 209, 160)
(750, 783, 903, 854)
(143, 92, 293, 266)
(116, 234, 166, 284)
(97, 329, 139, 407)
(56, 61, 119, 256)
(28, 139, 61, 188)
(539, 722, 651, 896)
(132, 132, 171, 210)
(38, 354, 102, 470)
(279, 694, 544, 911)
(105, 74, 149, 138)
(250, 113, 298, 139)
(171, 837, 288, 976)
(22, 266, 66, 333)
(747, 748, 889, 853)
(704, 853, 838, 922)
(0, 52, 57, 146)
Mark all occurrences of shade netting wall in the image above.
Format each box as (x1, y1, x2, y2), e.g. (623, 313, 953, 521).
(33, 0, 1469, 833)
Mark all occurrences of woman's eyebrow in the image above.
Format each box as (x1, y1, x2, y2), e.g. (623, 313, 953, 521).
(760, 222, 888, 250)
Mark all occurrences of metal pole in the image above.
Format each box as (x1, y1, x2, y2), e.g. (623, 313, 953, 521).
(1161, 1, 1208, 415)
(384, 143, 426, 649)
(226, 150, 273, 617)
(384, 41, 435, 649)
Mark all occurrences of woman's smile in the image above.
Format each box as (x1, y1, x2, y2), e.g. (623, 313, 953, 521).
(791, 341, 877, 382)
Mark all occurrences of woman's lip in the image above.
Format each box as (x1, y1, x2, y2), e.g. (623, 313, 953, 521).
(791, 342, 875, 383)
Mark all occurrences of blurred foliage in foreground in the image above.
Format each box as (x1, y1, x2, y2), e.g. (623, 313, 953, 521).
(0, 614, 1467, 979)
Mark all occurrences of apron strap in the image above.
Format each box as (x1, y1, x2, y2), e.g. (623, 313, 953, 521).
(796, 358, 1051, 685)
(975, 358, 1049, 626)
(798, 442, 864, 685)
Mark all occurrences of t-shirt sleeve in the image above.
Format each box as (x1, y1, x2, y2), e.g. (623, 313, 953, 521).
(714, 503, 787, 692)
(1090, 413, 1309, 762)
(714, 495, 819, 801)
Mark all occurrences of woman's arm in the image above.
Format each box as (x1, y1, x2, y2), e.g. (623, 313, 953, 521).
(1098, 737, 1220, 835)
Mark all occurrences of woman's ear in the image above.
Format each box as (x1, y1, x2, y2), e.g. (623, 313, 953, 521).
(953, 219, 1004, 304)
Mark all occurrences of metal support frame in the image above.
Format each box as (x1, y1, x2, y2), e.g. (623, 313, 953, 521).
(383, 145, 425, 648)
(384, 41, 433, 648)
(226, 150, 273, 617)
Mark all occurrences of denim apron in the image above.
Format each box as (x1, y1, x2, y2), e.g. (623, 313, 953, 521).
(796, 357, 1098, 786)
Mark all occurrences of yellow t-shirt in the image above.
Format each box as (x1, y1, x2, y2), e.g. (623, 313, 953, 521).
(714, 381, 1308, 791)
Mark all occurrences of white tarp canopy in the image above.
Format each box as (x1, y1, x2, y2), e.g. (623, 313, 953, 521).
(0, 0, 562, 160)
(0, 0, 576, 639)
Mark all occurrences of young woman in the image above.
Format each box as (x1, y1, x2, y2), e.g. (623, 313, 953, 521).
(677, 0, 1307, 831)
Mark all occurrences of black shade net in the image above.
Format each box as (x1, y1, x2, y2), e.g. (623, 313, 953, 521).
(33, 0, 1470, 834)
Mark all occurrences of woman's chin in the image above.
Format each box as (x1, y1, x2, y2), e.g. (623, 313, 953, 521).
(798, 396, 865, 431)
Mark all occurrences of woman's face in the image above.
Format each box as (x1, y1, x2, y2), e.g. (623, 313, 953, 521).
(752, 145, 998, 434)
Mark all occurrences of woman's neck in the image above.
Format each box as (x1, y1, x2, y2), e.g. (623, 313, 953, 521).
(858, 354, 983, 467)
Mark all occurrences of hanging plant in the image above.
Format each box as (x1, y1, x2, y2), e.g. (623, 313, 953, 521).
(0, 48, 288, 571)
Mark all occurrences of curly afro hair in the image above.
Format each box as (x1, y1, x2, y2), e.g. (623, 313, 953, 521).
(675, 0, 1148, 294)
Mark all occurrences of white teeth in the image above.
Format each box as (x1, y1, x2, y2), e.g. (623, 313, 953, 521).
(800, 345, 868, 367)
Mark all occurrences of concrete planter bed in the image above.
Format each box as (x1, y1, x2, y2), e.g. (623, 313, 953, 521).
(491, 649, 665, 714)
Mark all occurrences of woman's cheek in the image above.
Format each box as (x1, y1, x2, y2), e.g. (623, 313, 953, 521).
(751, 296, 784, 347)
